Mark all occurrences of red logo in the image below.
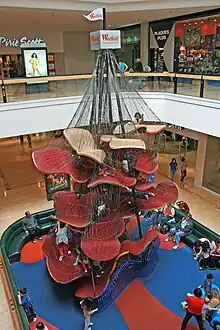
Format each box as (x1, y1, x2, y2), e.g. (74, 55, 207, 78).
(101, 34, 119, 41)
(90, 13, 102, 19)
(91, 35, 100, 43)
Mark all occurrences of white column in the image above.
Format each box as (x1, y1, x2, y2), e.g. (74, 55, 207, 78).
(194, 133, 208, 188)
(140, 22, 149, 66)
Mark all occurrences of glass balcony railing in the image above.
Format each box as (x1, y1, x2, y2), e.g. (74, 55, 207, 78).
(1, 73, 220, 104)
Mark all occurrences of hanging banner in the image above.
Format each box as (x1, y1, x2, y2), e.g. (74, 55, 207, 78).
(83, 8, 103, 21)
(90, 30, 121, 50)
(150, 21, 174, 48)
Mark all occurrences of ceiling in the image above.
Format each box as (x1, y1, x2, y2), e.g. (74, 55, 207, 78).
(0, 7, 218, 32)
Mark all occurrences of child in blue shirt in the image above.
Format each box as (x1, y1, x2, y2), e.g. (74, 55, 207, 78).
(18, 288, 37, 322)
(119, 60, 128, 73)
(169, 158, 178, 181)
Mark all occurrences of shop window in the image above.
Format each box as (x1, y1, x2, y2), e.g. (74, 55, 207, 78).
(175, 16, 220, 75)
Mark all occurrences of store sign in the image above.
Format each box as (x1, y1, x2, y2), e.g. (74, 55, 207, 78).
(154, 30, 170, 41)
(83, 8, 103, 21)
(151, 21, 174, 48)
(167, 123, 184, 130)
(90, 31, 101, 50)
(90, 30, 121, 50)
(0, 36, 44, 48)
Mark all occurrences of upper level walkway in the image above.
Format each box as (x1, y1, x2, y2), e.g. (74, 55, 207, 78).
(0, 73, 220, 139)
(1, 72, 220, 103)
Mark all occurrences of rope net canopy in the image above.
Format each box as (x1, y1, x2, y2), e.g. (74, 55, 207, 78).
(66, 49, 160, 137)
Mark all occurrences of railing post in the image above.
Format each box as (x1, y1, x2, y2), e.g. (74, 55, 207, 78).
(173, 74, 177, 94)
(1, 80, 7, 103)
(200, 75, 204, 98)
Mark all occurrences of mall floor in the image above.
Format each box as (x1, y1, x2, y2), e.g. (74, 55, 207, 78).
(0, 136, 220, 329)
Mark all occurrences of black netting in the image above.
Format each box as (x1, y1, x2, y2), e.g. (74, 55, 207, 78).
(67, 49, 160, 138)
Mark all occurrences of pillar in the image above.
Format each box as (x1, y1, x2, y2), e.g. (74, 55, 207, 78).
(194, 133, 208, 188)
(140, 22, 149, 66)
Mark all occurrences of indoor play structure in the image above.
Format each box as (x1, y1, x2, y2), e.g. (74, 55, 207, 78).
(31, 49, 178, 305)
(1, 49, 220, 330)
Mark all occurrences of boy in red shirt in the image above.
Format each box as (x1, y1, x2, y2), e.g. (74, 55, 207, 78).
(181, 288, 204, 330)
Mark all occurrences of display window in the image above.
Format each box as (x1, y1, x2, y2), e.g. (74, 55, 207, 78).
(175, 16, 220, 75)
(0, 52, 55, 78)
(0, 54, 24, 78)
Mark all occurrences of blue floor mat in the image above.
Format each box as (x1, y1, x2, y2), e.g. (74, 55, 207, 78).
(11, 260, 128, 330)
(11, 247, 219, 330)
(142, 246, 220, 329)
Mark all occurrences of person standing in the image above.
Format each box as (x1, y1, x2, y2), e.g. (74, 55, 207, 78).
(181, 288, 204, 330)
(18, 288, 37, 323)
(119, 59, 128, 74)
(180, 157, 188, 187)
(27, 135, 32, 149)
(202, 273, 214, 298)
(169, 158, 178, 181)
(134, 59, 145, 89)
(19, 135, 25, 156)
(134, 58, 143, 73)
(80, 298, 98, 330)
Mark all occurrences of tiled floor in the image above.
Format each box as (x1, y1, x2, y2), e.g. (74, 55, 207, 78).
(0, 136, 220, 328)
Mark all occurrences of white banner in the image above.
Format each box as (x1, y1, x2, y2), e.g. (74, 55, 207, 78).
(90, 30, 121, 50)
(83, 8, 103, 21)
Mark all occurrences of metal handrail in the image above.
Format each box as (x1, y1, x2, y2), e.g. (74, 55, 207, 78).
(1, 72, 220, 104)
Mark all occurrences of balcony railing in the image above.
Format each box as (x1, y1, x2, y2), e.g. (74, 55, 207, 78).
(1, 73, 220, 103)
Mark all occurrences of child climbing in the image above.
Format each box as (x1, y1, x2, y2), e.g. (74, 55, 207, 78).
(56, 221, 71, 261)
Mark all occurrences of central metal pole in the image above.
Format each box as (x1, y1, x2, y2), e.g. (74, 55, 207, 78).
(102, 8, 106, 30)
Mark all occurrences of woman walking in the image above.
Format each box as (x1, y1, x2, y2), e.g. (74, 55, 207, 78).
(180, 157, 188, 187)
(169, 158, 178, 181)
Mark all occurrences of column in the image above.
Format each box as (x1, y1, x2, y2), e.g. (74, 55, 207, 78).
(194, 133, 208, 188)
(140, 22, 149, 66)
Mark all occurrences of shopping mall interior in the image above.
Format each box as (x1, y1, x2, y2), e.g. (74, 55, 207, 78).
(0, 2, 220, 330)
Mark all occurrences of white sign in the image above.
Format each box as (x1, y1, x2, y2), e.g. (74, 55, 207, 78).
(154, 30, 170, 41)
(90, 30, 121, 50)
(83, 8, 103, 21)
(23, 49, 48, 78)
(0, 36, 43, 48)
(90, 31, 101, 51)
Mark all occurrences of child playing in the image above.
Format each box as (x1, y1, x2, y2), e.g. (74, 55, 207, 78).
(56, 221, 71, 261)
(92, 260, 104, 278)
(80, 298, 98, 330)
(74, 245, 90, 273)
(202, 296, 220, 326)
(193, 240, 202, 260)
(202, 273, 214, 298)
(18, 288, 37, 323)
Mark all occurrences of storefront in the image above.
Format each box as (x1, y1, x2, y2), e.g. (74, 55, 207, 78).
(175, 16, 220, 75)
(149, 20, 175, 72)
(149, 9, 220, 75)
(0, 36, 56, 78)
(117, 24, 141, 70)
